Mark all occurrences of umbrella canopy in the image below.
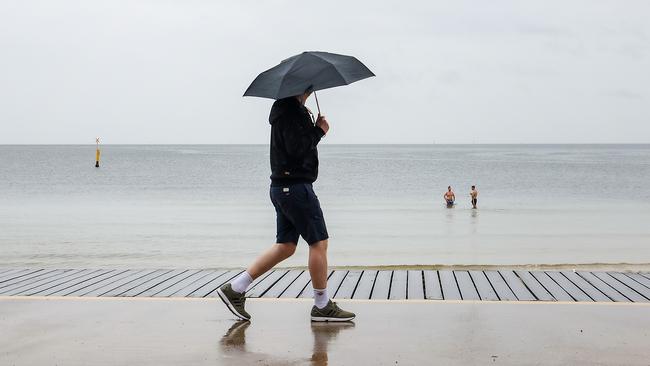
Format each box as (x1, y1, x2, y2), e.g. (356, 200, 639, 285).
(243, 51, 375, 101)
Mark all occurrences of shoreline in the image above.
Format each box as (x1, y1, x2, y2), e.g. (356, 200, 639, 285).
(3, 263, 650, 272)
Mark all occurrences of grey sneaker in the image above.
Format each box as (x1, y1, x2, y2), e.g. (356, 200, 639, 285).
(311, 300, 355, 322)
(217, 283, 251, 320)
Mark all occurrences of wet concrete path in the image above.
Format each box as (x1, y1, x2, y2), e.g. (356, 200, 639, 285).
(2, 297, 649, 365)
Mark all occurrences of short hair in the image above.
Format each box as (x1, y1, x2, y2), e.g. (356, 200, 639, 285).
(448, 186, 451, 189)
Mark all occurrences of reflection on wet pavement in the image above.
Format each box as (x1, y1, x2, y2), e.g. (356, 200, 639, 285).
(310, 322, 355, 365)
(220, 320, 250, 351)
(2, 298, 650, 365)
(219, 319, 355, 366)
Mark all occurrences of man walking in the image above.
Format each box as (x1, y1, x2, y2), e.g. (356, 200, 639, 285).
(470, 185, 479, 209)
(444, 186, 455, 207)
(217, 90, 355, 322)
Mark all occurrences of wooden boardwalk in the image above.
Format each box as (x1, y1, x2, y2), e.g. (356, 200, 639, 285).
(1, 268, 649, 302)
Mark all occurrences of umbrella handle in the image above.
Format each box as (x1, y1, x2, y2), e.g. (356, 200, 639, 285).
(313, 90, 321, 117)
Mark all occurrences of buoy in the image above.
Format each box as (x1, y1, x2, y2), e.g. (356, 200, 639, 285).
(95, 137, 101, 167)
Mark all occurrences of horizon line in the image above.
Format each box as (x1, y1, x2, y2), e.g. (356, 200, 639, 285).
(1, 142, 650, 146)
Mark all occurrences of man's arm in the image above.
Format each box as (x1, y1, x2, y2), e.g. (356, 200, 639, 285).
(281, 116, 326, 158)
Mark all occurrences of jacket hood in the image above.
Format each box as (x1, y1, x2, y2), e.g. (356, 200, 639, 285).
(269, 97, 300, 125)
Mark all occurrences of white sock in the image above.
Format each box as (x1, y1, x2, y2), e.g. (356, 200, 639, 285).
(231, 271, 253, 294)
(314, 288, 329, 309)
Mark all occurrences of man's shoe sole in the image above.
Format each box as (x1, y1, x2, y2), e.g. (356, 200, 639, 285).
(216, 288, 250, 321)
(311, 316, 355, 322)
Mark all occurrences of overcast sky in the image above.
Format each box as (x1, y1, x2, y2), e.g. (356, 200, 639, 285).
(0, 0, 648, 144)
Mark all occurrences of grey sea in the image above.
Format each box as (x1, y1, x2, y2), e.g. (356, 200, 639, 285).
(1, 144, 649, 269)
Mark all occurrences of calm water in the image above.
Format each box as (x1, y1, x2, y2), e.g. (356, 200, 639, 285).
(1, 144, 649, 268)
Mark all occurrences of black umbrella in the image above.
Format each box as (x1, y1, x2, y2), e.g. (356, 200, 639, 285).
(243, 51, 374, 115)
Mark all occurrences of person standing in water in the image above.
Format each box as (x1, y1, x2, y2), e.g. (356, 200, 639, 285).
(444, 186, 455, 207)
(217, 90, 355, 322)
(470, 185, 479, 209)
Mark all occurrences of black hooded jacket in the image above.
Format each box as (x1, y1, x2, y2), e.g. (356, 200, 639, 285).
(269, 97, 325, 186)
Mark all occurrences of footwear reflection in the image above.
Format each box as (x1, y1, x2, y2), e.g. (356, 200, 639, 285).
(218, 320, 355, 365)
(220, 320, 251, 352)
(310, 322, 355, 365)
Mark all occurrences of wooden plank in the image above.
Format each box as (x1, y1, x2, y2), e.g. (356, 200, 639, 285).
(484, 271, 518, 301)
(407, 270, 424, 300)
(370, 271, 392, 300)
(389, 270, 407, 300)
(56, 270, 130, 296)
(514, 271, 553, 301)
(154, 270, 214, 297)
(247, 270, 288, 298)
(352, 270, 377, 300)
(498, 271, 536, 301)
(133, 270, 197, 297)
(0, 269, 20, 282)
(197, 269, 243, 298)
(469, 271, 499, 301)
(607, 272, 650, 301)
(262, 270, 304, 298)
(625, 273, 650, 290)
(423, 270, 443, 300)
(4, 269, 89, 296)
(29, 270, 112, 296)
(0, 270, 79, 295)
(325, 270, 349, 298)
(0, 269, 39, 283)
(280, 270, 312, 298)
(299, 270, 334, 298)
(0, 270, 41, 285)
(16, 269, 101, 296)
(454, 271, 480, 300)
(75, 270, 151, 296)
(170, 270, 227, 297)
(530, 272, 573, 301)
(245, 271, 274, 293)
(98, 270, 171, 297)
(121, 269, 187, 297)
(560, 271, 611, 302)
(439, 270, 461, 300)
(0, 269, 21, 279)
(333, 270, 362, 299)
(576, 272, 629, 302)
(545, 272, 592, 302)
(0, 269, 59, 290)
(592, 272, 647, 302)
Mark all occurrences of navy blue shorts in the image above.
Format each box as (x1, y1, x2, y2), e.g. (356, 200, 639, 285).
(270, 183, 329, 245)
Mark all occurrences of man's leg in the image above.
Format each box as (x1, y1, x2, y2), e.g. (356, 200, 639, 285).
(218, 242, 296, 321)
(308, 240, 328, 289)
(308, 239, 355, 321)
(247, 243, 297, 279)
(231, 243, 296, 293)
(309, 240, 329, 309)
